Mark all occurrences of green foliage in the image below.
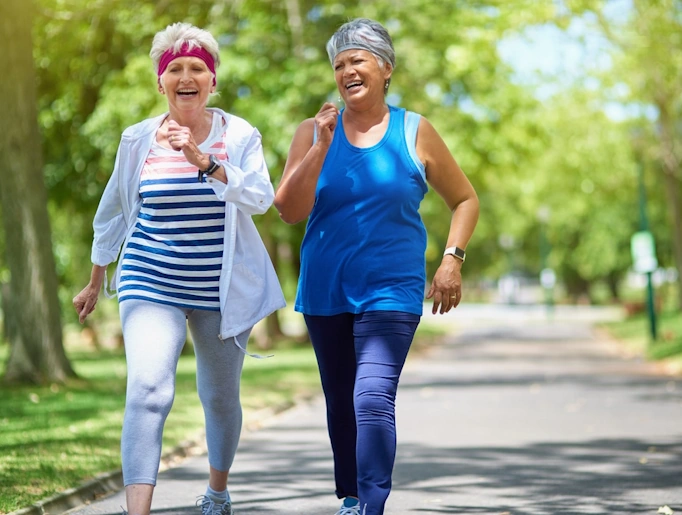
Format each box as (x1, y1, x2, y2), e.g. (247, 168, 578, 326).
(528, 89, 640, 293)
(567, 0, 682, 300)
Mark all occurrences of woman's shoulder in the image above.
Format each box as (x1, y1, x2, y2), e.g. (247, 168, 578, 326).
(291, 118, 316, 146)
(298, 117, 315, 132)
(414, 114, 439, 138)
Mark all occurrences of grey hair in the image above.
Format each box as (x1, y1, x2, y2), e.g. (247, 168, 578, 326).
(149, 22, 221, 73)
(326, 18, 396, 70)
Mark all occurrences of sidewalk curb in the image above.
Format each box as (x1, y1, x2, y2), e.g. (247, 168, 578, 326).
(6, 396, 316, 515)
(6, 471, 124, 515)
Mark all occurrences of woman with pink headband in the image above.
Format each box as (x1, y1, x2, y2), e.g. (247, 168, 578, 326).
(73, 22, 285, 515)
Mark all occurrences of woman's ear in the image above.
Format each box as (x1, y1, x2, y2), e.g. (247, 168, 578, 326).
(158, 78, 165, 95)
(383, 62, 393, 82)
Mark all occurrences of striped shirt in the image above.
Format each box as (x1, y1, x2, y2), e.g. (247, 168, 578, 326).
(118, 114, 227, 311)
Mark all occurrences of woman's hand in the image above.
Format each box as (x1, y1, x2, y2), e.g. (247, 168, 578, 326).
(314, 102, 340, 148)
(274, 104, 339, 224)
(73, 265, 106, 324)
(167, 120, 207, 169)
(167, 120, 227, 184)
(426, 257, 463, 315)
(73, 284, 100, 324)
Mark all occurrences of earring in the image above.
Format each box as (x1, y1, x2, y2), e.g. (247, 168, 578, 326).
(384, 81, 389, 91)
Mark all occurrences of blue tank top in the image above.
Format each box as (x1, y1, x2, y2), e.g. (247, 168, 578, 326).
(295, 105, 428, 316)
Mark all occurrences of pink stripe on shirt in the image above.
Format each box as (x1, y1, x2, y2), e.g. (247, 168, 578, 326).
(142, 135, 228, 178)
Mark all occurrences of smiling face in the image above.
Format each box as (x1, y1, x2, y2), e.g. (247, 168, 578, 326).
(159, 56, 215, 113)
(333, 49, 392, 108)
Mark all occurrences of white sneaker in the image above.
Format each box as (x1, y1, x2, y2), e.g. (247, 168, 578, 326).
(335, 498, 361, 515)
(197, 495, 234, 515)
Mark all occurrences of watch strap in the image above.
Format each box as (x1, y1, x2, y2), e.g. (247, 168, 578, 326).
(197, 154, 221, 183)
(443, 246, 466, 262)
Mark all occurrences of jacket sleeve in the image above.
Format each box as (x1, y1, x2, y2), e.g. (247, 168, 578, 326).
(206, 127, 274, 215)
(91, 140, 127, 266)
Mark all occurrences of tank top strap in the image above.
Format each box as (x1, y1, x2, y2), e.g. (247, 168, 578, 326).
(199, 113, 227, 151)
(211, 111, 222, 132)
(404, 110, 426, 183)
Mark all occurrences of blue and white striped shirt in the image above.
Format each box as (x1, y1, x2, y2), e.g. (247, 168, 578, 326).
(118, 114, 227, 311)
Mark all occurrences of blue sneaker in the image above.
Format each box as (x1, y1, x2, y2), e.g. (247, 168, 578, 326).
(197, 495, 234, 515)
(335, 497, 361, 515)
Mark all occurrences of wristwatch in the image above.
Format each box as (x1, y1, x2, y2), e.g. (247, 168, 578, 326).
(443, 246, 466, 263)
(197, 154, 221, 182)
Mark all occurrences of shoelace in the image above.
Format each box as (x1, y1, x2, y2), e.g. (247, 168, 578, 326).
(336, 505, 361, 515)
(196, 495, 233, 515)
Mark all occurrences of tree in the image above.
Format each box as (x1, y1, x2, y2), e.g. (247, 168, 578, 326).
(30, 0, 654, 315)
(583, 0, 682, 308)
(0, 0, 75, 383)
(526, 89, 640, 301)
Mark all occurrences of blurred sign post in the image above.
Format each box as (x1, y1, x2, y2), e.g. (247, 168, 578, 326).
(498, 233, 517, 304)
(537, 206, 554, 312)
(630, 133, 658, 343)
(630, 230, 657, 342)
(540, 267, 556, 315)
(631, 231, 658, 275)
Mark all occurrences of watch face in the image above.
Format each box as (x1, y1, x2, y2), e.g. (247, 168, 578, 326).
(444, 247, 465, 262)
(206, 155, 219, 174)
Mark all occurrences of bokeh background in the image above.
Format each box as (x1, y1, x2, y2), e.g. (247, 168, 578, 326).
(1, 0, 681, 510)
(1, 0, 680, 374)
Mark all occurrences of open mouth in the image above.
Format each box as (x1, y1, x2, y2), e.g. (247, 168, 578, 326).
(177, 88, 199, 97)
(345, 81, 363, 92)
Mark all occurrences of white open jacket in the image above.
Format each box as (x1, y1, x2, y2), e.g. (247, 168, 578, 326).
(91, 108, 286, 344)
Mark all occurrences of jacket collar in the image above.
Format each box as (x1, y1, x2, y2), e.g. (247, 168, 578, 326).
(122, 108, 229, 140)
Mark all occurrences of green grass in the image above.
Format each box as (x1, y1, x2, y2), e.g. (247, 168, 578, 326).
(0, 321, 445, 514)
(601, 309, 682, 364)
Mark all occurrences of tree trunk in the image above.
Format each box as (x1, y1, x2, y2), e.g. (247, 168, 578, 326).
(562, 267, 592, 304)
(657, 99, 682, 310)
(0, 0, 76, 384)
(258, 211, 283, 349)
(284, 0, 304, 60)
(605, 272, 621, 302)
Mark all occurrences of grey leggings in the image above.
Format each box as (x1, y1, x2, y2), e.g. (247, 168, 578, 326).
(119, 299, 248, 486)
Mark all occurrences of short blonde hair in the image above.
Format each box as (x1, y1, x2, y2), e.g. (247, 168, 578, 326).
(149, 22, 220, 73)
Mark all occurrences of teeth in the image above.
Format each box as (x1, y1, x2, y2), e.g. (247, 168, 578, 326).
(346, 82, 362, 89)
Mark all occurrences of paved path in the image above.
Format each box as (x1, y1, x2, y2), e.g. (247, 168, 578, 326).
(67, 306, 682, 515)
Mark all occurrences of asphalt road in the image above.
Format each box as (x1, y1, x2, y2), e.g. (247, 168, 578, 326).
(65, 305, 682, 515)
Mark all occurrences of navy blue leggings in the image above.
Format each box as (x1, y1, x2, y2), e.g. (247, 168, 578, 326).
(304, 311, 420, 515)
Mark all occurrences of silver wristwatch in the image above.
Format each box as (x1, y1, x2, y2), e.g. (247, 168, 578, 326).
(443, 246, 466, 263)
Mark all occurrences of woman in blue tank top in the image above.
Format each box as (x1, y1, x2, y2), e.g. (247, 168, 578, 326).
(275, 18, 479, 515)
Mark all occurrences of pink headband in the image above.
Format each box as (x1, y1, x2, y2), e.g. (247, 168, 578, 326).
(157, 43, 217, 86)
